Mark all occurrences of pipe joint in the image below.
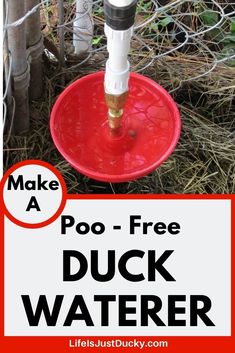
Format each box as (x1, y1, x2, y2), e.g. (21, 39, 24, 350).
(105, 91, 128, 111)
(104, 0, 137, 30)
(104, 24, 133, 95)
(105, 91, 128, 130)
(13, 62, 30, 92)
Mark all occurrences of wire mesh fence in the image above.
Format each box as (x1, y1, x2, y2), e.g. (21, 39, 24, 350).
(2, 0, 235, 193)
(4, 1, 235, 111)
(39, 0, 235, 85)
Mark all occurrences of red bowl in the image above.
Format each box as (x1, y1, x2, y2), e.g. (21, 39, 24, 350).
(50, 71, 181, 183)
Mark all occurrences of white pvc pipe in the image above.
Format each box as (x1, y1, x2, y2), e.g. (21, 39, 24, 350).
(8, 0, 30, 132)
(25, 0, 43, 99)
(8, 0, 28, 76)
(105, 24, 133, 95)
(73, 0, 93, 55)
(104, 0, 136, 95)
(109, 0, 133, 6)
(25, 0, 41, 47)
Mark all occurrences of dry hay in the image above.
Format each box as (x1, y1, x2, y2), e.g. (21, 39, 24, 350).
(4, 52, 235, 194)
(3, 0, 235, 194)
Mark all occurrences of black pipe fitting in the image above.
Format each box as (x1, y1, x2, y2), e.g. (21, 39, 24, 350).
(104, 0, 138, 31)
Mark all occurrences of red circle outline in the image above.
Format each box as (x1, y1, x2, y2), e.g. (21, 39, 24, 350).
(0, 160, 67, 229)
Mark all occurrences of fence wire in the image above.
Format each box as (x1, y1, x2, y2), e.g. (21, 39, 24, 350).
(3, 0, 235, 136)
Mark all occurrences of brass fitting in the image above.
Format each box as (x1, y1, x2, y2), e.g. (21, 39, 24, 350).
(108, 108, 123, 130)
(105, 91, 128, 130)
(105, 91, 128, 111)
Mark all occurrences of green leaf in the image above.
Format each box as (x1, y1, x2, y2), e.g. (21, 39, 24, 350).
(149, 22, 158, 31)
(223, 33, 235, 43)
(230, 20, 235, 33)
(137, 0, 152, 11)
(200, 10, 219, 26)
(92, 36, 102, 45)
(158, 16, 173, 28)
